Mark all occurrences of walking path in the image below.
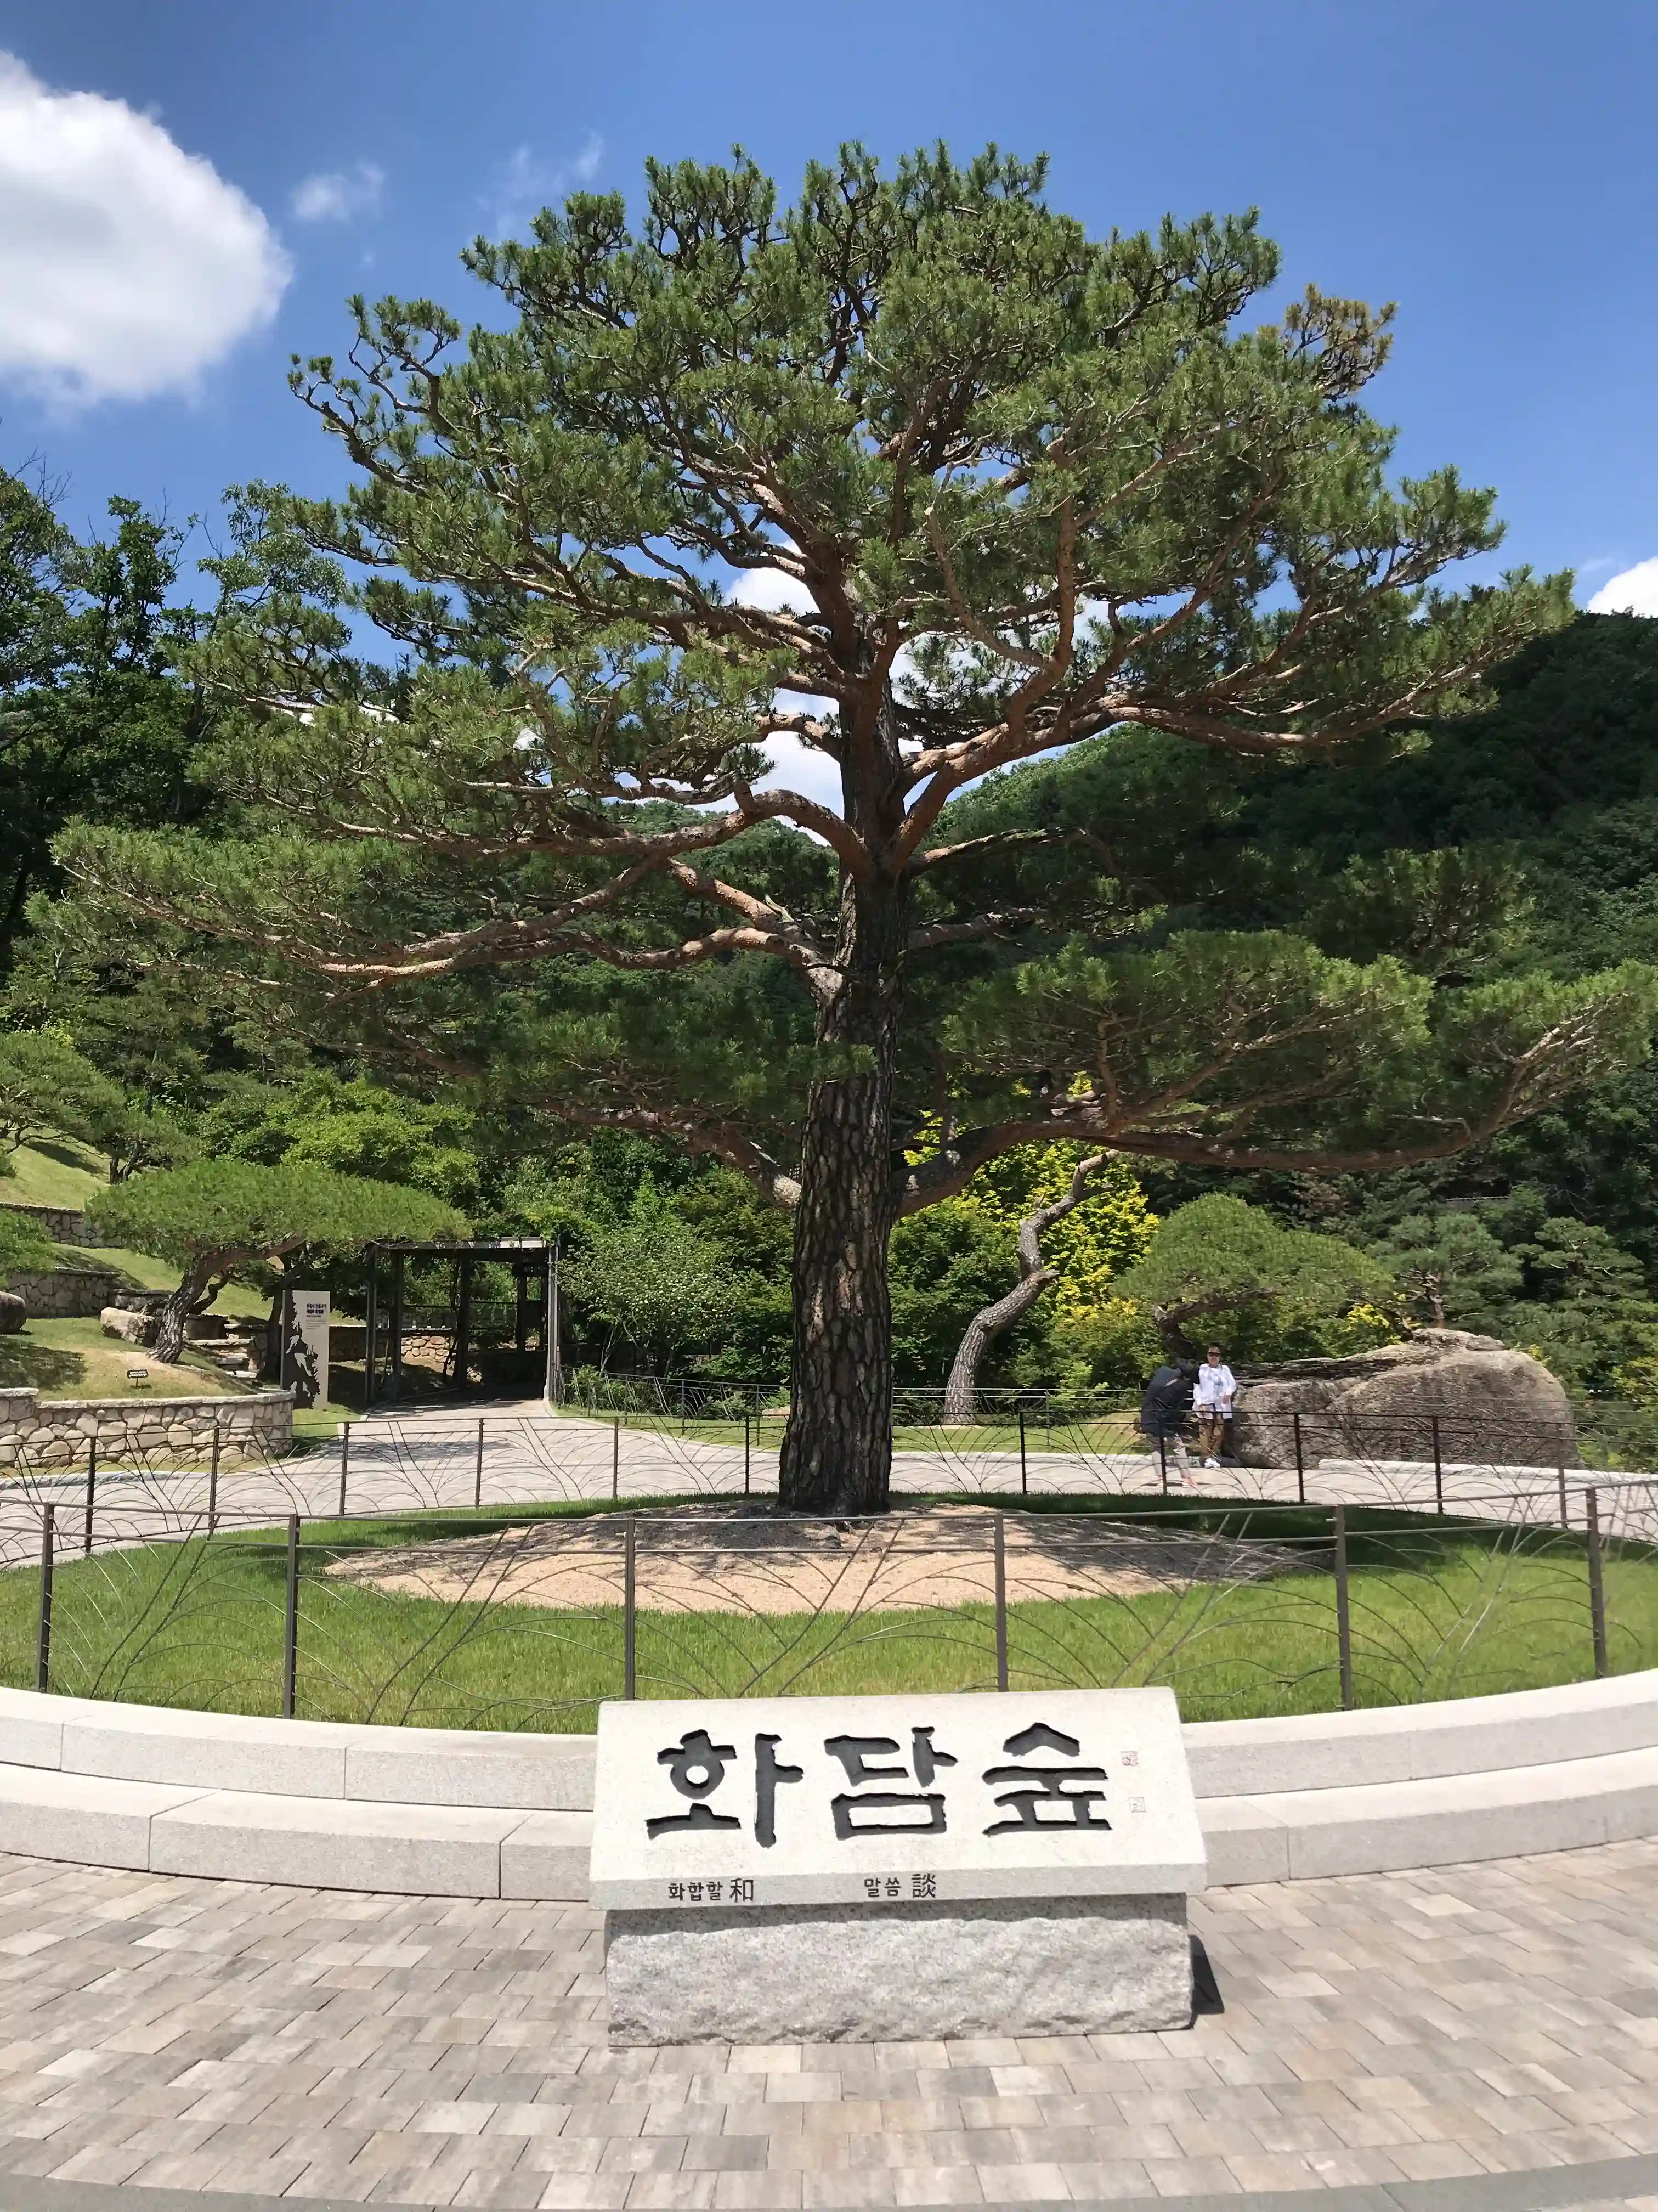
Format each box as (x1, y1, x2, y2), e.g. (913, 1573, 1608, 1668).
(7, 1406, 1642, 1572)
(0, 1835, 1655, 2204)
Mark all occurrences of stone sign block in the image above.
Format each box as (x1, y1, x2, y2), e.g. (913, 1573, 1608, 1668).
(592, 1688, 1206, 2045)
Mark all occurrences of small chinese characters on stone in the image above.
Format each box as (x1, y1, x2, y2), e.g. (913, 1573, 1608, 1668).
(730, 1878, 755, 1904)
(911, 1873, 937, 1899)
(983, 1720, 1111, 1832)
(648, 1730, 741, 1837)
(825, 1725, 957, 1837)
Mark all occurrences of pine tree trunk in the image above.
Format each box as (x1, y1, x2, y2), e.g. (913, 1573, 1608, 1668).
(153, 1291, 191, 1368)
(779, 874, 907, 1515)
(942, 1271, 1056, 1426)
(940, 1156, 1105, 1424)
(154, 1257, 220, 1367)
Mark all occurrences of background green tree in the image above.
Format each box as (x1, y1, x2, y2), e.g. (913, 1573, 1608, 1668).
(562, 1176, 737, 1375)
(63, 150, 1658, 1506)
(0, 475, 221, 977)
(0, 1209, 53, 1279)
(0, 1031, 123, 1161)
(1116, 1194, 1396, 1355)
(88, 1161, 466, 1364)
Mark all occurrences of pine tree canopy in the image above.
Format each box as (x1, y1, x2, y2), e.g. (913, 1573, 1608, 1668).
(59, 144, 1658, 1508)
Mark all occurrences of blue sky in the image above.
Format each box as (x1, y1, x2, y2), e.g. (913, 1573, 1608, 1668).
(2, 0, 1655, 620)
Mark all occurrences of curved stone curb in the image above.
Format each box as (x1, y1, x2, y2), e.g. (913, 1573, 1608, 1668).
(0, 1672, 1653, 1895)
(4, 2145, 1658, 2209)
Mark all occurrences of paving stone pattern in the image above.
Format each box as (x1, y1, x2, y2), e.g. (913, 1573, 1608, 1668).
(0, 1838, 1652, 2206)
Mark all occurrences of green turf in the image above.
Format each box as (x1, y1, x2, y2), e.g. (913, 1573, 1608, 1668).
(1, 1139, 105, 1210)
(5, 1496, 1645, 1733)
(0, 1317, 239, 1401)
(553, 1404, 1148, 1458)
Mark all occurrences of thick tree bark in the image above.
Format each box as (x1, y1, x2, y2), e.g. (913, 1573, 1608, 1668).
(779, 669, 909, 1516)
(154, 1257, 216, 1367)
(778, 872, 906, 1515)
(942, 1156, 1106, 1425)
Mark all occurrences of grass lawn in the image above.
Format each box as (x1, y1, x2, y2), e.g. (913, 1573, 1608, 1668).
(46, 1243, 269, 1320)
(1, 1139, 105, 1210)
(554, 1403, 1150, 1458)
(0, 1317, 238, 1401)
(3, 1496, 1642, 1731)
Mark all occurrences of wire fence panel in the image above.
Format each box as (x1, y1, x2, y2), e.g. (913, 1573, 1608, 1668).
(1, 1480, 1653, 1734)
(3, 1395, 1657, 1733)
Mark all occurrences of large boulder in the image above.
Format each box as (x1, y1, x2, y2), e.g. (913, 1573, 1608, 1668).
(1230, 1329, 1575, 1469)
(0, 1291, 24, 1335)
(100, 1306, 157, 1347)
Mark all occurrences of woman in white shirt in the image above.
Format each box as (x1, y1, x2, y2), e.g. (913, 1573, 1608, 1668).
(1193, 1345, 1237, 1469)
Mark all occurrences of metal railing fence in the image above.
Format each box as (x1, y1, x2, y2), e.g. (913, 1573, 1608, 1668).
(6, 1411, 1658, 1731)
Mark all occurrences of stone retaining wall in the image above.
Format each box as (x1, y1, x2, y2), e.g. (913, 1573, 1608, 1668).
(0, 1202, 100, 1246)
(0, 1388, 292, 1469)
(2, 1269, 127, 1319)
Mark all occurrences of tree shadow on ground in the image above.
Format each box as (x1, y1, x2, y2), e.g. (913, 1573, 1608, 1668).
(0, 1335, 86, 1393)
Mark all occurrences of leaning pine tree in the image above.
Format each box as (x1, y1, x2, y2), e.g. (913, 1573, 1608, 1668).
(67, 147, 1658, 1510)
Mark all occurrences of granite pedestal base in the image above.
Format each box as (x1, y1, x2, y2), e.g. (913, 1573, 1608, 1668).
(603, 1892, 1193, 2045)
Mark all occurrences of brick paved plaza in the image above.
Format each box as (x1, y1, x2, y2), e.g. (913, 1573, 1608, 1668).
(0, 1837, 1654, 2205)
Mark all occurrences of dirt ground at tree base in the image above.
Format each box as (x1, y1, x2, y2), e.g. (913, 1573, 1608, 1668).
(322, 1499, 1314, 1617)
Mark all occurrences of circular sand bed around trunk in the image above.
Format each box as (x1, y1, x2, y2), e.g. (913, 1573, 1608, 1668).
(322, 1501, 1316, 1618)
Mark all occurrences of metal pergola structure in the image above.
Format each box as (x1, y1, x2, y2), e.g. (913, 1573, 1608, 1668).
(362, 1238, 558, 1409)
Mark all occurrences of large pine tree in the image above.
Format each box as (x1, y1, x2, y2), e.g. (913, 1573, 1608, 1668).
(68, 148, 1658, 1509)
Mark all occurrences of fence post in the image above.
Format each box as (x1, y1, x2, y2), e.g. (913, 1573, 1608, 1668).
(612, 1418, 621, 1502)
(743, 1411, 751, 1498)
(624, 1514, 637, 1699)
(474, 1418, 485, 1511)
(1586, 1486, 1610, 1680)
(35, 1506, 54, 1694)
(208, 1418, 222, 1536)
(679, 1380, 687, 1435)
(1333, 1503, 1354, 1711)
(337, 1422, 350, 1518)
(1018, 1404, 1028, 1498)
(993, 1511, 1009, 1692)
(1431, 1415, 1444, 1516)
(1558, 1464, 1570, 1532)
(282, 1515, 300, 1719)
(1158, 1435, 1168, 1495)
(83, 1438, 97, 1559)
(1293, 1413, 1306, 1506)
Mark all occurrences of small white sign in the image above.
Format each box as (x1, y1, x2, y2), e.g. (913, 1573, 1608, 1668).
(588, 1688, 1206, 1911)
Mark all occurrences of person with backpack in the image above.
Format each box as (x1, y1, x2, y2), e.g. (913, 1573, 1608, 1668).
(1139, 1358, 1197, 1485)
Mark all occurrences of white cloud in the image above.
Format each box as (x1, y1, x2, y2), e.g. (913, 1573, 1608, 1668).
(722, 568, 845, 809)
(728, 565, 814, 615)
(291, 160, 383, 223)
(0, 52, 288, 405)
(1588, 558, 1658, 618)
(486, 131, 603, 235)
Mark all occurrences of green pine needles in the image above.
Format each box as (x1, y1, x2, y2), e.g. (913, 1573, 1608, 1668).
(61, 145, 1658, 1507)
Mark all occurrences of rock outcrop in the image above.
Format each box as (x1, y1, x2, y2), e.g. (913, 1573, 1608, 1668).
(100, 1306, 157, 1347)
(0, 1291, 24, 1336)
(1230, 1329, 1576, 1468)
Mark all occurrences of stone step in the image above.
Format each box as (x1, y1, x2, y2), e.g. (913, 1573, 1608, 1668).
(1201, 1743, 1658, 1884)
(0, 1759, 594, 1898)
